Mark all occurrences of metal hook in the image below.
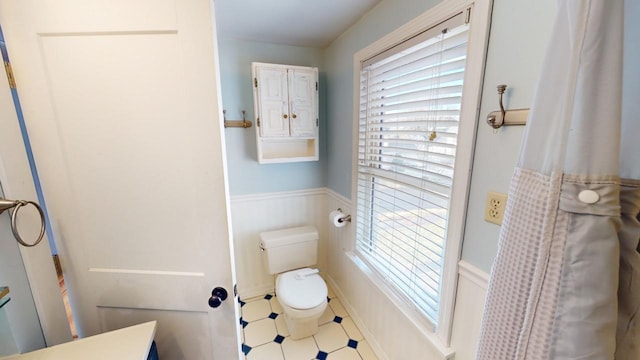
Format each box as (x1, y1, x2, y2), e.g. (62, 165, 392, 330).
(223, 110, 228, 128)
(486, 85, 507, 129)
(241, 110, 250, 128)
(497, 84, 507, 120)
(485, 84, 530, 130)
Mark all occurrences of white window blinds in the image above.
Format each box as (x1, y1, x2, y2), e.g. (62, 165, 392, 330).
(355, 11, 469, 325)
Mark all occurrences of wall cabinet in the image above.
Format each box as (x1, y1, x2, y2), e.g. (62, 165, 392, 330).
(252, 62, 319, 163)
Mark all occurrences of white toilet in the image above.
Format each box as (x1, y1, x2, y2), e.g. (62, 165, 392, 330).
(260, 226, 328, 339)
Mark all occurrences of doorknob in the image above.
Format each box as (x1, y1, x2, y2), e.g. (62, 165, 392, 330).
(208, 287, 228, 308)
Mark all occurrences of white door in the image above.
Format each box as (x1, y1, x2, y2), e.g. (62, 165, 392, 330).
(288, 69, 318, 137)
(255, 66, 290, 137)
(0, 1, 240, 359)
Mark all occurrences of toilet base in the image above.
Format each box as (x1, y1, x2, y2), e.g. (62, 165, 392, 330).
(284, 312, 320, 340)
(274, 270, 328, 340)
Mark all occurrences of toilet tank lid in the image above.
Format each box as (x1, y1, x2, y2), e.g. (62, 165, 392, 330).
(259, 226, 318, 249)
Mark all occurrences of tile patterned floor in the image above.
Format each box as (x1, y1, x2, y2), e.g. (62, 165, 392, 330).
(239, 285, 378, 360)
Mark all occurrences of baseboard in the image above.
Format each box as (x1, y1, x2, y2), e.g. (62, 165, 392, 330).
(238, 285, 275, 301)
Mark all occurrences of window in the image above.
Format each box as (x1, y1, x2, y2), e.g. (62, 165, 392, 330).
(355, 11, 470, 327)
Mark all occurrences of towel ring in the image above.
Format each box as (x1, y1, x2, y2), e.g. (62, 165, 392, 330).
(0, 199, 46, 247)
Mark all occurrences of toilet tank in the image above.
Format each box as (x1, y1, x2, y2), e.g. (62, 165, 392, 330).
(260, 226, 318, 274)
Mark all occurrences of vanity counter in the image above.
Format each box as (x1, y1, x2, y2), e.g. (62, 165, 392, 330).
(0, 321, 157, 360)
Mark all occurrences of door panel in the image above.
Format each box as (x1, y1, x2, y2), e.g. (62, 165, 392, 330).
(257, 67, 289, 137)
(0, 1, 240, 359)
(289, 69, 317, 137)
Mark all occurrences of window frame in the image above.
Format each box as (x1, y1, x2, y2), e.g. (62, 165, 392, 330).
(349, 0, 492, 346)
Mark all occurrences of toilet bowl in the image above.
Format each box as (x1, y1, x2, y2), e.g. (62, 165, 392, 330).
(276, 268, 328, 339)
(259, 226, 327, 339)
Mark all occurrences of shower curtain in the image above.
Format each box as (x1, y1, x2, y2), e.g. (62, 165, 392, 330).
(476, 0, 639, 359)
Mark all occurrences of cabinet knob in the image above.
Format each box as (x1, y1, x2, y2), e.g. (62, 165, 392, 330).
(292, 114, 297, 119)
(283, 114, 288, 119)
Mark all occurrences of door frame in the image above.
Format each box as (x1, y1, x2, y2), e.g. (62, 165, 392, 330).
(0, 34, 72, 347)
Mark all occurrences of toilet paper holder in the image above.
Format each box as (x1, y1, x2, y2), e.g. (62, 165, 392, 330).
(335, 208, 351, 223)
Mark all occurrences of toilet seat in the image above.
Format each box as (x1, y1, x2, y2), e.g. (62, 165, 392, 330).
(277, 268, 327, 310)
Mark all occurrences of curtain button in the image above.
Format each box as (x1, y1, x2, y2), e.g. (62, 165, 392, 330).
(578, 190, 600, 204)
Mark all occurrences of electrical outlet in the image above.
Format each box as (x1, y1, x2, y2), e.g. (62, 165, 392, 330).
(484, 191, 508, 225)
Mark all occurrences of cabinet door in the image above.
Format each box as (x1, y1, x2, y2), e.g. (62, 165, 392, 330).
(256, 67, 289, 137)
(288, 69, 317, 137)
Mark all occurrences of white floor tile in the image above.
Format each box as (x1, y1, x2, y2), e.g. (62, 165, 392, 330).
(319, 305, 335, 325)
(246, 342, 284, 360)
(274, 314, 290, 337)
(327, 347, 361, 360)
(270, 296, 284, 314)
(356, 340, 378, 360)
(328, 298, 349, 318)
(314, 322, 349, 353)
(339, 317, 363, 341)
(244, 318, 278, 347)
(243, 299, 273, 322)
(281, 336, 319, 359)
(241, 292, 380, 360)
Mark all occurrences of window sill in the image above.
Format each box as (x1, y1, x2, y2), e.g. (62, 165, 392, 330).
(345, 251, 455, 360)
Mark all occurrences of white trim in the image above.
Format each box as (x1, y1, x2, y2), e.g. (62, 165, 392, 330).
(457, 260, 490, 290)
(238, 284, 275, 301)
(353, 0, 478, 62)
(88, 268, 205, 277)
(438, 0, 493, 345)
(345, 252, 456, 359)
(350, 0, 493, 346)
(230, 188, 326, 203)
(326, 188, 351, 206)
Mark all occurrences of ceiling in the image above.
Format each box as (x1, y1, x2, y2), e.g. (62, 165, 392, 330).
(215, 0, 381, 48)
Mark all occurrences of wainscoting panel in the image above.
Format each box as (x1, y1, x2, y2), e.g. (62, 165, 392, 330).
(230, 189, 327, 299)
(326, 190, 449, 359)
(450, 261, 489, 360)
(231, 188, 490, 359)
(325, 190, 490, 360)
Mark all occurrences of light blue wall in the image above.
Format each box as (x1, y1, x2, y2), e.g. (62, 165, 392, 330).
(220, 0, 557, 271)
(218, 37, 326, 195)
(322, 0, 556, 271)
(461, 0, 555, 272)
(323, 0, 444, 198)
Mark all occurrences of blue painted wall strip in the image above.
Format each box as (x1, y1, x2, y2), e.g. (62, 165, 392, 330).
(0, 25, 57, 254)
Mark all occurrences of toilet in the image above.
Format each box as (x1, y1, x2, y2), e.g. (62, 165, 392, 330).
(260, 226, 328, 339)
